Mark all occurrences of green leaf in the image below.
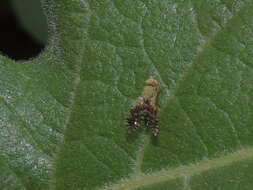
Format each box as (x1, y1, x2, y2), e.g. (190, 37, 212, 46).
(1, 0, 253, 189)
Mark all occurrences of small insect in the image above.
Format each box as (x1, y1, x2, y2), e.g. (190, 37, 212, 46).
(127, 76, 160, 136)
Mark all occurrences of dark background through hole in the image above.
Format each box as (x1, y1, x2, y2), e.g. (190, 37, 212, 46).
(0, 1, 47, 61)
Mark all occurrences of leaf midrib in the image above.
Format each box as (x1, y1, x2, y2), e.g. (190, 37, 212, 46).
(49, 1, 92, 189)
(102, 147, 253, 190)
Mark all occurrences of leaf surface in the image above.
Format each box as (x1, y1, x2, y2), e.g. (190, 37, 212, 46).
(1, 0, 253, 189)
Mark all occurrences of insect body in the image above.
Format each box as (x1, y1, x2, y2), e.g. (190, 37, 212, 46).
(127, 76, 159, 136)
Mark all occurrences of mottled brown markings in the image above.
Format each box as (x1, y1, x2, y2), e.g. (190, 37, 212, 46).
(127, 76, 160, 136)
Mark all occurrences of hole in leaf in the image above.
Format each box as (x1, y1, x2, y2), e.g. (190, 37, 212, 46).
(0, 0, 48, 61)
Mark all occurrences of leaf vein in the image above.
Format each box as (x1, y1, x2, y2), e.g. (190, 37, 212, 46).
(160, 0, 252, 112)
(101, 147, 253, 190)
(176, 97, 209, 157)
